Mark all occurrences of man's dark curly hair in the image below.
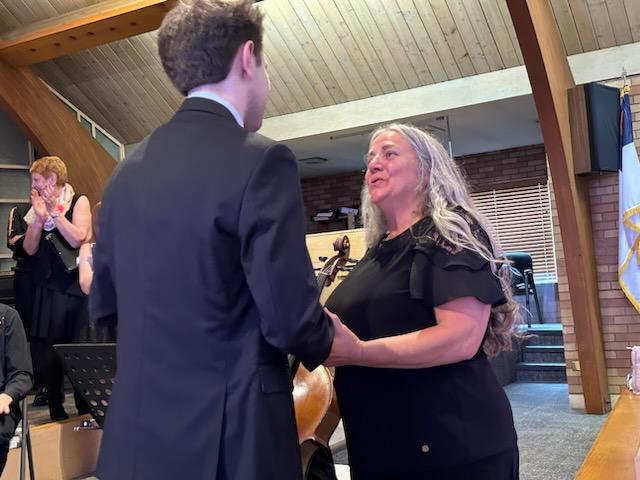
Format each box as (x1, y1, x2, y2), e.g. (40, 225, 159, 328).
(158, 0, 264, 95)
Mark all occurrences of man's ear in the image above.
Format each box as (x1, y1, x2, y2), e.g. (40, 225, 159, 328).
(238, 40, 256, 78)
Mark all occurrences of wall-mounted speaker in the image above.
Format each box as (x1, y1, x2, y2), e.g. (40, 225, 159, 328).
(569, 82, 621, 174)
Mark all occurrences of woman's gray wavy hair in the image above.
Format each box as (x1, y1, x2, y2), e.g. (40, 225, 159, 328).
(361, 123, 520, 356)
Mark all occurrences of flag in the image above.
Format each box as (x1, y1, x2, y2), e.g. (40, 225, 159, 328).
(618, 86, 640, 313)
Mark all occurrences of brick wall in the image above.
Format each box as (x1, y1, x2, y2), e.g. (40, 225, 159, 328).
(301, 144, 547, 233)
(301, 171, 364, 234)
(597, 77, 640, 400)
(458, 144, 548, 191)
(556, 75, 640, 408)
(590, 173, 635, 400)
(548, 181, 579, 397)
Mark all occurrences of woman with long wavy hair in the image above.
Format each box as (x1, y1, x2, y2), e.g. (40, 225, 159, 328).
(324, 124, 520, 479)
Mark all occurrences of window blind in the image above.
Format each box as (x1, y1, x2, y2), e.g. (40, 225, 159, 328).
(471, 182, 557, 283)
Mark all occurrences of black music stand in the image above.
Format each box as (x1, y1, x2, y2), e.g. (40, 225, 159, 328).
(53, 343, 116, 428)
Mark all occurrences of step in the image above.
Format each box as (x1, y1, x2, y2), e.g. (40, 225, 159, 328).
(522, 345, 566, 363)
(526, 323, 563, 332)
(523, 329, 564, 347)
(516, 362, 567, 383)
(517, 362, 566, 370)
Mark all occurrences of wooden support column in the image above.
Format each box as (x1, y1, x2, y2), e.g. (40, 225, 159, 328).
(0, 60, 115, 205)
(506, 0, 608, 413)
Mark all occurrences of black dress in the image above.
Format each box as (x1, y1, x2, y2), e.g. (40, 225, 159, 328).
(7, 204, 37, 337)
(324, 216, 518, 480)
(29, 194, 90, 416)
(30, 194, 87, 343)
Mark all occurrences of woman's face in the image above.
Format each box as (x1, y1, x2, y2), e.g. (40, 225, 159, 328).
(365, 130, 420, 214)
(31, 172, 55, 195)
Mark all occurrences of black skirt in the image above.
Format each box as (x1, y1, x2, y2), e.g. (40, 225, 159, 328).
(12, 265, 35, 338)
(31, 285, 87, 343)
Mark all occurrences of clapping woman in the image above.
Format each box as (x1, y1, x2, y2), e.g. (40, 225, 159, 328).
(23, 156, 92, 421)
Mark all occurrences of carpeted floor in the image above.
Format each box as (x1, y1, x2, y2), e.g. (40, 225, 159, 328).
(507, 383, 607, 480)
(332, 382, 607, 480)
(76, 382, 606, 480)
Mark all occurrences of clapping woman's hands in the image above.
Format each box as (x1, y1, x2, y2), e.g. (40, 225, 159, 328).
(30, 188, 48, 222)
(40, 183, 61, 216)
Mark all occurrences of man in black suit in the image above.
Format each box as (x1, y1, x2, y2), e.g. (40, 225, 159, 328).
(90, 1, 357, 479)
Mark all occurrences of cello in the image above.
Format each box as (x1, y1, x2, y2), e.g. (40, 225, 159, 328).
(292, 235, 352, 479)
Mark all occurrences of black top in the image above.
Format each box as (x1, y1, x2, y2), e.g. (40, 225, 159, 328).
(33, 194, 83, 297)
(6, 204, 36, 270)
(325, 215, 517, 477)
(0, 304, 33, 402)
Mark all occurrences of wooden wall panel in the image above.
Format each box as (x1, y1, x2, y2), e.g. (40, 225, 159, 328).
(306, 228, 367, 303)
(568, 85, 592, 175)
(0, 60, 115, 205)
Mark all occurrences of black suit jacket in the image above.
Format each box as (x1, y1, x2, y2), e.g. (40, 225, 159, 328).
(90, 98, 334, 480)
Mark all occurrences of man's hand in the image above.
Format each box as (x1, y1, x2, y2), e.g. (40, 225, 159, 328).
(0, 393, 13, 415)
(323, 308, 365, 367)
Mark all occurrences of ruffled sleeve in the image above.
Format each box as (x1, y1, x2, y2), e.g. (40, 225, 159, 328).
(409, 240, 507, 308)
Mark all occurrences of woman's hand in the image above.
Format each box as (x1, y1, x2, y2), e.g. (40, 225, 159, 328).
(78, 243, 94, 295)
(0, 393, 12, 415)
(324, 307, 365, 367)
(30, 188, 48, 222)
(41, 184, 61, 217)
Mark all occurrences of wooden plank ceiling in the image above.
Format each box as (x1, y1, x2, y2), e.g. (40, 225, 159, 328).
(0, 0, 639, 145)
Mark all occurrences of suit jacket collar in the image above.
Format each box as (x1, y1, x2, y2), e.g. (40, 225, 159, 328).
(177, 97, 240, 126)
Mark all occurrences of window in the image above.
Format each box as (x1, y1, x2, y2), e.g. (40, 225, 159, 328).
(471, 182, 557, 283)
(47, 83, 124, 161)
(0, 109, 31, 271)
(80, 116, 92, 134)
(95, 128, 121, 161)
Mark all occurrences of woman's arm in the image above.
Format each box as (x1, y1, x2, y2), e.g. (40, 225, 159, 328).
(22, 219, 44, 256)
(78, 242, 94, 295)
(23, 189, 48, 256)
(324, 297, 491, 368)
(51, 195, 91, 248)
(6, 207, 21, 250)
(8, 235, 21, 246)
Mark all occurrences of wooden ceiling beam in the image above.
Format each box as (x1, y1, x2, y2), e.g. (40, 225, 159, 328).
(0, 0, 175, 66)
(505, 0, 609, 414)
